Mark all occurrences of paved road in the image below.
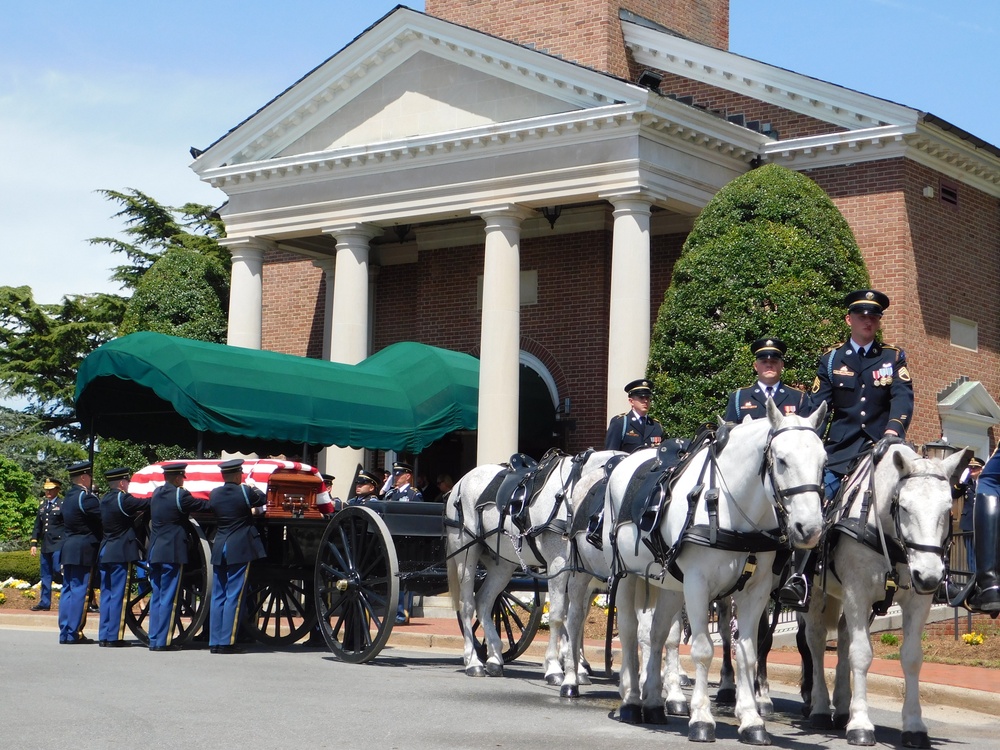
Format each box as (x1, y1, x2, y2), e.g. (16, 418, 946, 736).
(1, 628, 995, 749)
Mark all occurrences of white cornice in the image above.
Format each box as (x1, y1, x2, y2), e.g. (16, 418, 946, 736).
(622, 19, 917, 132)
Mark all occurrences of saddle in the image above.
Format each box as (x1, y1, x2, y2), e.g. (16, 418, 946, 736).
(569, 453, 628, 549)
(476, 449, 565, 533)
(620, 438, 693, 532)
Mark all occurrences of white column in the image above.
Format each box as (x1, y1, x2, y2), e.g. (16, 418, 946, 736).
(222, 238, 269, 349)
(318, 223, 382, 497)
(604, 194, 654, 423)
(311, 257, 336, 360)
(476, 206, 533, 465)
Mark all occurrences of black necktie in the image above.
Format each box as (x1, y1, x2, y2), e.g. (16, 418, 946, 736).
(765, 386, 774, 400)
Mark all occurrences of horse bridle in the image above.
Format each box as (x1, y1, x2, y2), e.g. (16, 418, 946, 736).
(887, 469, 952, 559)
(759, 424, 825, 529)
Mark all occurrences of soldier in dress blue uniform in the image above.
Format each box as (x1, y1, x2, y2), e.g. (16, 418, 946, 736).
(58, 461, 102, 644)
(29, 478, 65, 611)
(147, 462, 210, 651)
(97, 467, 148, 647)
(723, 337, 811, 423)
(779, 289, 914, 609)
(383, 461, 423, 502)
(604, 379, 664, 453)
(347, 469, 381, 505)
(958, 456, 984, 574)
(207, 458, 267, 653)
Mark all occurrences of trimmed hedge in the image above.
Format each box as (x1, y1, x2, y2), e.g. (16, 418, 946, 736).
(0, 550, 40, 584)
(649, 164, 869, 436)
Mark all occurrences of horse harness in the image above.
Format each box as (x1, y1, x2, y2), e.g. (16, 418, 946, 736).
(611, 423, 823, 600)
(823, 447, 951, 618)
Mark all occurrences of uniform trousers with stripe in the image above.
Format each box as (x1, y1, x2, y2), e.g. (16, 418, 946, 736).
(210, 560, 251, 647)
(58, 564, 91, 643)
(148, 563, 184, 649)
(97, 561, 130, 642)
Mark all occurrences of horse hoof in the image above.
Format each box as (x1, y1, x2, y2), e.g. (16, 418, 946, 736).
(800, 703, 812, 718)
(756, 700, 774, 718)
(619, 704, 642, 724)
(716, 687, 736, 705)
(847, 728, 876, 746)
(678, 674, 693, 687)
(666, 700, 689, 717)
(485, 662, 504, 677)
(560, 684, 579, 699)
(833, 713, 850, 730)
(901, 731, 930, 749)
(688, 722, 715, 742)
(579, 673, 592, 686)
(810, 714, 834, 730)
(739, 726, 771, 746)
(642, 706, 668, 725)
(545, 673, 562, 686)
(466, 665, 486, 677)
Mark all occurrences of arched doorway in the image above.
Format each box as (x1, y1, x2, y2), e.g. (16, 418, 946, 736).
(518, 353, 558, 460)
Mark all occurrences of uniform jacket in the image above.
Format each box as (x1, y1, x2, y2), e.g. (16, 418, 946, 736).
(723, 383, 811, 423)
(31, 496, 65, 554)
(60, 483, 102, 566)
(99, 489, 148, 564)
(810, 340, 913, 474)
(604, 411, 664, 453)
(384, 484, 423, 502)
(148, 484, 210, 564)
(976, 449, 1000, 501)
(208, 482, 267, 565)
(958, 479, 977, 533)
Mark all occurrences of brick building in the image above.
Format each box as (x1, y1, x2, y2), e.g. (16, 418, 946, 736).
(191, 1, 1000, 494)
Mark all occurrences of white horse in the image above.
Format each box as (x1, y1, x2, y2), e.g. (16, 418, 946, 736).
(606, 400, 828, 744)
(445, 450, 619, 678)
(801, 443, 970, 748)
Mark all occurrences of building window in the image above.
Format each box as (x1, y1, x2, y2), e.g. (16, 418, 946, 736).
(940, 179, 959, 208)
(950, 316, 978, 351)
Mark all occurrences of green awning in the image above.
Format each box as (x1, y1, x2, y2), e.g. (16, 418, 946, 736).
(75, 332, 479, 454)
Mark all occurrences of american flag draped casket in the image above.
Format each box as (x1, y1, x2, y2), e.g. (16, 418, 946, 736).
(129, 459, 335, 518)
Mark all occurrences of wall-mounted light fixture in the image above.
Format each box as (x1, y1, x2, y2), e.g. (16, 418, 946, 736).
(540, 206, 562, 230)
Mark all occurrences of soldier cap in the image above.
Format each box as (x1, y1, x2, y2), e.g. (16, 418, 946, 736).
(104, 467, 131, 481)
(355, 469, 379, 486)
(624, 378, 653, 397)
(845, 289, 889, 317)
(67, 460, 93, 477)
(969, 456, 985, 469)
(162, 462, 188, 476)
(392, 461, 414, 477)
(42, 478, 62, 490)
(751, 337, 786, 360)
(218, 458, 244, 474)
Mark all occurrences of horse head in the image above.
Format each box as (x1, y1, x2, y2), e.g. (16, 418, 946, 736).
(880, 444, 971, 595)
(764, 399, 828, 549)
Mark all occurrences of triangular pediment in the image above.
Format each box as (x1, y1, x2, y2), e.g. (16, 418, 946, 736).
(195, 7, 640, 169)
(939, 380, 1000, 423)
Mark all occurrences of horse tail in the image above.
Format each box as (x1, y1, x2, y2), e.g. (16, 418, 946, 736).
(447, 549, 461, 612)
(446, 478, 465, 613)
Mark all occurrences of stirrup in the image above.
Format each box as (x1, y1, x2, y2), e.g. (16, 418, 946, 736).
(778, 573, 810, 611)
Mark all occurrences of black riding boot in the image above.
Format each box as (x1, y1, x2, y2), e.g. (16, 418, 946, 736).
(968, 494, 1000, 614)
(778, 550, 814, 611)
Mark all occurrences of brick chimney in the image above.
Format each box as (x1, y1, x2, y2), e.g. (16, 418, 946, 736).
(424, 1, 730, 79)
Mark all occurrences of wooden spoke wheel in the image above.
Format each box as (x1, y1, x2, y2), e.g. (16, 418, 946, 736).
(244, 567, 316, 646)
(125, 518, 211, 646)
(313, 506, 399, 663)
(460, 577, 544, 664)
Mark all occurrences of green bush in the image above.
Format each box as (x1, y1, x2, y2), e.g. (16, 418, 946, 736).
(648, 164, 869, 435)
(0, 550, 41, 584)
(0, 456, 37, 542)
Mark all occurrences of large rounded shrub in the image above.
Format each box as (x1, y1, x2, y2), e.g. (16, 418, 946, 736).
(648, 164, 869, 435)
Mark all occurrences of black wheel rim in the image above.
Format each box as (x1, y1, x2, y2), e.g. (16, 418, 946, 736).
(462, 578, 544, 664)
(314, 506, 398, 663)
(245, 568, 316, 645)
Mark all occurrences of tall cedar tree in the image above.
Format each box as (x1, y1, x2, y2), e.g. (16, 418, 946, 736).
(648, 164, 869, 436)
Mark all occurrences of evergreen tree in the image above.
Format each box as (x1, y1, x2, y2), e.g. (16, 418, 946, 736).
(0, 455, 38, 542)
(648, 164, 869, 436)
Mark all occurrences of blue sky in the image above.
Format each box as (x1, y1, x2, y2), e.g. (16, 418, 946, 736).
(1, 0, 996, 305)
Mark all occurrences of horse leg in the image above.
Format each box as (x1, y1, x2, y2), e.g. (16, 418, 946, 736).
(637, 584, 675, 725)
(731, 574, 771, 745)
(715, 598, 737, 705)
(615, 575, 644, 724)
(559, 570, 594, 697)
(755, 604, 776, 717)
(542, 554, 569, 685)
(840, 599, 877, 745)
(474, 556, 517, 676)
(663, 609, 689, 716)
(450, 542, 488, 676)
(684, 581, 716, 743)
(803, 592, 837, 729)
(899, 592, 932, 749)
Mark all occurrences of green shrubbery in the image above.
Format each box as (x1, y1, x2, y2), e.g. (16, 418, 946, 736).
(649, 164, 869, 436)
(0, 550, 41, 584)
